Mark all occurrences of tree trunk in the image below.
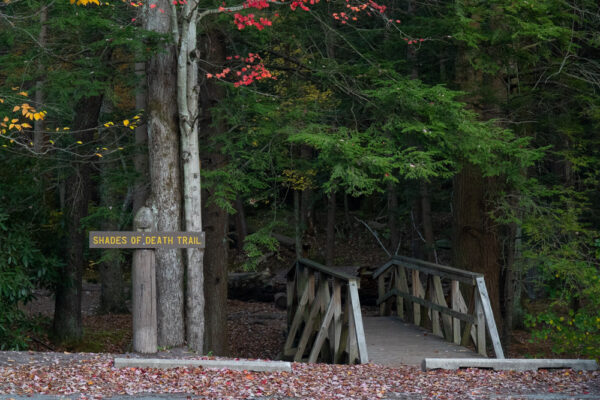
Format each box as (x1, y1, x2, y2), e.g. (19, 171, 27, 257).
(234, 196, 247, 252)
(326, 192, 336, 266)
(53, 95, 103, 342)
(177, 1, 204, 352)
(420, 182, 435, 262)
(202, 154, 228, 355)
(387, 184, 400, 255)
(294, 190, 301, 258)
(133, 60, 149, 214)
(33, 4, 47, 153)
(452, 164, 503, 329)
(300, 146, 314, 237)
(98, 168, 126, 314)
(200, 30, 229, 355)
(144, 0, 185, 348)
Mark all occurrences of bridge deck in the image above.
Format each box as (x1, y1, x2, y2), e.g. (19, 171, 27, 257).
(364, 316, 482, 366)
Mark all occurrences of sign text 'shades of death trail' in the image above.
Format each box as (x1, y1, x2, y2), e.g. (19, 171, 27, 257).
(89, 206, 205, 353)
(89, 231, 205, 249)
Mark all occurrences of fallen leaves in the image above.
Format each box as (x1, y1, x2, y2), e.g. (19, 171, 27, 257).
(0, 355, 598, 399)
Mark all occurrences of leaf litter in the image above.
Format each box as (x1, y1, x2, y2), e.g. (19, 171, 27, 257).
(0, 353, 598, 399)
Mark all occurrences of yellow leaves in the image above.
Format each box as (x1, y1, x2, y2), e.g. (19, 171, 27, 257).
(76, 141, 83, 144)
(282, 169, 316, 191)
(71, 0, 100, 6)
(10, 103, 46, 122)
(95, 153, 103, 158)
(21, 123, 32, 129)
(0, 98, 4, 103)
(103, 121, 115, 128)
(17, 91, 28, 97)
(123, 119, 130, 126)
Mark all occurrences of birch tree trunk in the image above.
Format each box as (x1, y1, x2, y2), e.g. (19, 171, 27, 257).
(176, 0, 205, 352)
(144, 0, 185, 347)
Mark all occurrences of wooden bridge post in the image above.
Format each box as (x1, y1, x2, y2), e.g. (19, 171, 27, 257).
(451, 280, 461, 345)
(474, 288, 486, 356)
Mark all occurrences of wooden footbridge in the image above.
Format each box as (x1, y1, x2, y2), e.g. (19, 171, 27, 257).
(283, 256, 505, 366)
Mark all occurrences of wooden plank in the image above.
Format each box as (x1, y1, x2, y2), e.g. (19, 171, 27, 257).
(331, 280, 342, 360)
(451, 281, 461, 345)
(432, 276, 453, 341)
(297, 258, 358, 281)
(378, 274, 386, 316)
(307, 272, 315, 303)
(347, 287, 358, 365)
(461, 286, 477, 347)
(378, 288, 476, 324)
(429, 278, 442, 337)
(283, 283, 310, 355)
(294, 288, 323, 362)
(308, 295, 336, 363)
(372, 259, 395, 279)
(348, 279, 368, 364)
(286, 274, 295, 326)
(476, 277, 505, 359)
(474, 288, 486, 356)
(455, 285, 477, 344)
(334, 311, 349, 364)
(393, 255, 482, 281)
(412, 270, 421, 325)
(394, 266, 406, 318)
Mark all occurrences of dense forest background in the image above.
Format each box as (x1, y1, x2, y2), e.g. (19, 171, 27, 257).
(0, 0, 599, 359)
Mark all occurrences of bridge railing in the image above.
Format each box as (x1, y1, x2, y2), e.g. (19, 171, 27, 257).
(373, 255, 504, 358)
(283, 258, 368, 364)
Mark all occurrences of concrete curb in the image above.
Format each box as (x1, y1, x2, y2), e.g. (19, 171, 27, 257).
(422, 358, 598, 372)
(113, 357, 292, 372)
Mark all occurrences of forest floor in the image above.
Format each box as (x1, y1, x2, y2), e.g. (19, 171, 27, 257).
(7, 222, 597, 398)
(7, 283, 598, 399)
(0, 351, 599, 399)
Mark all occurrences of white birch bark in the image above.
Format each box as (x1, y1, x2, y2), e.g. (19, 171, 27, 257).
(176, 0, 205, 352)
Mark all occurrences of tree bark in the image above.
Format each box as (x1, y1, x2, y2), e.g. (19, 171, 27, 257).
(420, 182, 435, 262)
(234, 196, 247, 252)
(176, 0, 204, 352)
(200, 30, 229, 355)
(144, 0, 185, 348)
(326, 192, 336, 266)
(133, 60, 149, 214)
(53, 95, 103, 342)
(33, 4, 47, 153)
(452, 164, 503, 329)
(387, 184, 400, 255)
(202, 153, 228, 355)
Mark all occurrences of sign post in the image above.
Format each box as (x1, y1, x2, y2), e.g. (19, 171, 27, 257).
(89, 206, 205, 353)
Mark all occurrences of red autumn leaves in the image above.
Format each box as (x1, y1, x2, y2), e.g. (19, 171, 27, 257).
(206, 53, 275, 87)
